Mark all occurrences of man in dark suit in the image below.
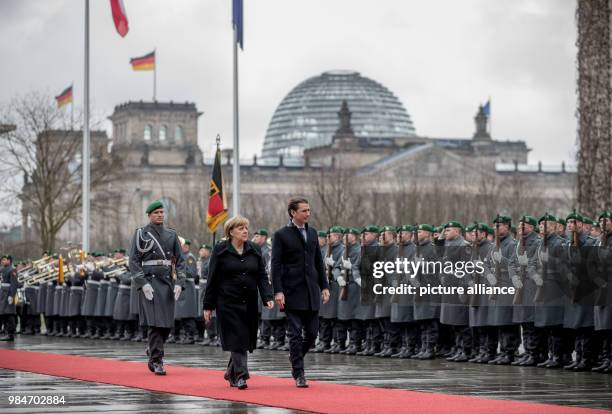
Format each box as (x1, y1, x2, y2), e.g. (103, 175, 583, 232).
(271, 197, 330, 388)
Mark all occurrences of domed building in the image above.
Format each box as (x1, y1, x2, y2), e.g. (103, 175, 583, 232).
(261, 70, 416, 163)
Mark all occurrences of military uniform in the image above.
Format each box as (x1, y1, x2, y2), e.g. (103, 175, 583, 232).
(439, 221, 472, 362)
(468, 224, 496, 363)
(509, 217, 543, 366)
(128, 200, 186, 374)
(485, 216, 521, 365)
(390, 226, 420, 359)
(68, 271, 86, 336)
(319, 228, 344, 353)
(112, 268, 135, 340)
(411, 225, 441, 360)
(0, 259, 18, 341)
(356, 227, 382, 356)
(591, 211, 612, 373)
(174, 245, 199, 344)
(198, 247, 218, 346)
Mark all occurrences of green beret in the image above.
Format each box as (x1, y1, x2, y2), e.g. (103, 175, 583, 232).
(398, 224, 415, 232)
(433, 226, 443, 233)
(510, 225, 517, 233)
(475, 223, 494, 235)
(381, 225, 397, 233)
(493, 215, 512, 225)
(417, 224, 434, 232)
(329, 225, 344, 234)
(317, 230, 328, 238)
(183, 239, 191, 246)
(538, 213, 558, 223)
(347, 227, 361, 236)
(113, 248, 126, 254)
(557, 217, 566, 226)
(146, 200, 164, 214)
(255, 228, 269, 237)
(566, 211, 584, 222)
(200, 244, 211, 250)
(583, 216, 595, 225)
(465, 223, 477, 232)
(362, 225, 380, 234)
(444, 220, 463, 229)
(598, 211, 612, 220)
(519, 215, 538, 227)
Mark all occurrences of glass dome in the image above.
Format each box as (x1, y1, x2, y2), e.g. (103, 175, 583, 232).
(261, 70, 416, 163)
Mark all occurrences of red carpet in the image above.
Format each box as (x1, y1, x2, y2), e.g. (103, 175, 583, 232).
(0, 349, 608, 414)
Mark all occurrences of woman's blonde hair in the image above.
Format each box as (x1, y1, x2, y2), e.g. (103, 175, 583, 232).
(224, 215, 250, 240)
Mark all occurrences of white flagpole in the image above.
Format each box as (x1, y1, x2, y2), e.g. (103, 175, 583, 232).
(82, 0, 91, 253)
(153, 48, 157, 101)
(232, 26, 240, 216)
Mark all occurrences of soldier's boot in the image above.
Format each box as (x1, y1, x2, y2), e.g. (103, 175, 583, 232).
(324, 343, 340, 354)
(511, 353, 529, 366)
(439, 347, 455, 358)
(110, 329, 122, 340)
(166, 334, 176, 344)
(564, 357, 581, 370)
(574, 358, 593, 372)
(495, 352, 514, 365)
(278, 342, 290, 351)
(314, 341, 330, 353)
(199, 337, 212, 346)
(356, 344, 371, 356)
(365, 343, 381, 356)
(256, 339, 269, 349)
(0, 334, 15, 341)
(452, 350, 470, 362)
(418, 347, 436, 360)
(592, 359, 611, 372)
(518, 353, 539, 366)
(373, 345, 389, 357)
(468, 351, 485, 363)
(101, 331, 113, 340)
(391, 347, 406, 358)
(446, 349, 461, 361)
(545, 354, 564, 369)
(265, 341, 281, 350)
(344, 344, 360, 355)
(90, 329, 101, 340)
(487, 354, 504, 365)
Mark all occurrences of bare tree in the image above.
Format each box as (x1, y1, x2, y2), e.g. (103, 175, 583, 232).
(0, 91, 122, 254)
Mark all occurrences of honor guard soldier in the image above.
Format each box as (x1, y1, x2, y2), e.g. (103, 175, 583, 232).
(320, 226, 344, 353)
(485, 215, 520, 365)
(129, 200, 186, 375)
(356, 226, 382, 356)
(198, 244, 218, 346)
(509, 216, 543, 366)
(592, 211, 612, 373)
(174, 239, 199, 344)
(0, 255, 18, 341)
(411, 224, 441, 360)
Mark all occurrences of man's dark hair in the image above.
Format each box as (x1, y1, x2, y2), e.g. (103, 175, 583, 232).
(288, 197, 309, 218)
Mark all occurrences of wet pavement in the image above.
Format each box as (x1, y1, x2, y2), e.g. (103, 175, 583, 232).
(1, 335, 611, 412)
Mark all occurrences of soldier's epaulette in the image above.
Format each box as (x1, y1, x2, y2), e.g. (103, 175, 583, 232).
(166, 227, 177, 233)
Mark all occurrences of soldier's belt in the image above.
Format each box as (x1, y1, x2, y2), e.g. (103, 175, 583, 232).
(142, 260, 172, 266)
(86, 280, 100, 286)
(119, 285, 131, 290)
(100, 280, 110, 285)
(1, 283, 11, 288)
(70, 286, 84, 291)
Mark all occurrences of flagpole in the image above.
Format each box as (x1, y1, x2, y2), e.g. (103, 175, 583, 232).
(488, 96, 492, 138)
(232, 26, 240, 216)
(153, 48, 157, 101)
(71, 85, 74, 130)
(82, 0, 91, 253)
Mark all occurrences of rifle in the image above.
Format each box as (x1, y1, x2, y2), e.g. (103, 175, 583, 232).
(340, 233, 350, 301)
(326, 234, 333, 283)
(534, 213, 548, 303)
(469, 222, 480, 307)
(569, 208, 579, 303)
(414, 224, 421, 259)
(489, 214, 501, 302)
(595, 218, 609, 306)
(360, 232, 370, 304)
(391, 230, 402, 304)
(513, 218, 527, 305)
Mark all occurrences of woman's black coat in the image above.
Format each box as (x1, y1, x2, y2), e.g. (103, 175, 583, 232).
(203, 240, 273, 352)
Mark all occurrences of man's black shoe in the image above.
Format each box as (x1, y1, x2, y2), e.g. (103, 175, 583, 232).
(564, 360, 580, 370)
(0, 335, 14, 341)
(295, 375, 308, 388)
(147, 361, 155, 373)
(235, 378, 248, 389)
(592, 359, 611, 372)
(153, 362, 166, 375)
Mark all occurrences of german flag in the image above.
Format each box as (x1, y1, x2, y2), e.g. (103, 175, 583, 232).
(55, 85, 73, 108)
(130, 51, 155, 71)
(206, 145, 228, 232)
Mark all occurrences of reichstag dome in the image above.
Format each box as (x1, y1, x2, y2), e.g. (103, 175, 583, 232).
(261, 70, 417, 163)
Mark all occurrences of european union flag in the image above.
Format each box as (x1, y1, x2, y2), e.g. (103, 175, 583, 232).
(483, 99, 491, 116)
(233, 0, 243, 50)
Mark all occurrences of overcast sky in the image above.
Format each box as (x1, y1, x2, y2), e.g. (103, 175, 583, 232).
(0, 0, 577, 165)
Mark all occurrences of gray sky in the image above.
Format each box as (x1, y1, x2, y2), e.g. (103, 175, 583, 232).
(0, 0, 577, 165)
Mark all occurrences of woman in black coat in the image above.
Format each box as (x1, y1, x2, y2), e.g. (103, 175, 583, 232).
(203, 216, 274, 389)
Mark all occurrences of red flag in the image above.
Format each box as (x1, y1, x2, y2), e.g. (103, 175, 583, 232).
(110, 0, 129, 37)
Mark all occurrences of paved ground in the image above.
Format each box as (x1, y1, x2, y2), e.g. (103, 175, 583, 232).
(1, 335, 611, 412)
